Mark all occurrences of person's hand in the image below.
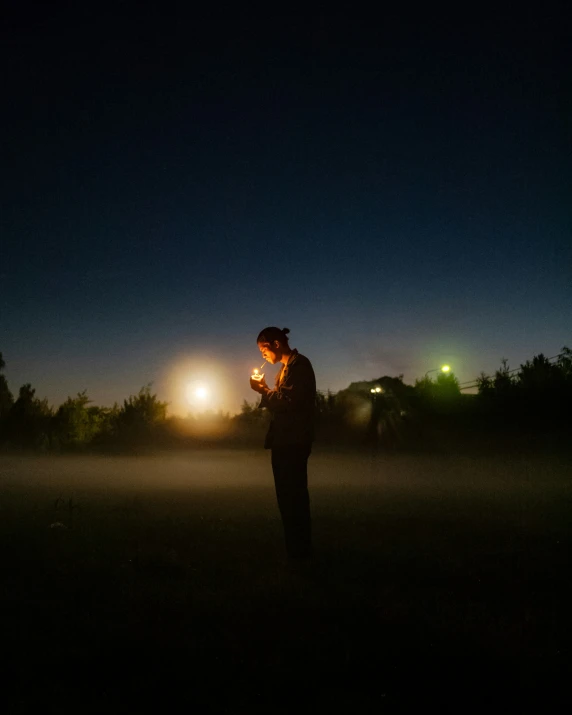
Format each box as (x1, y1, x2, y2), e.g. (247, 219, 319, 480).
(250, 373, 268, 393)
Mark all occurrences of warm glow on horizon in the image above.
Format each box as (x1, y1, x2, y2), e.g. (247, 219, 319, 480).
(163, 353, 239, 416)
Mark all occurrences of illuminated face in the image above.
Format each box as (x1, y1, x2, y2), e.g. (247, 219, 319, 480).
(258, 340, 281, 365)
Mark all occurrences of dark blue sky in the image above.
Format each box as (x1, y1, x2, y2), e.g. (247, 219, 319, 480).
(1, 6, 570, 414)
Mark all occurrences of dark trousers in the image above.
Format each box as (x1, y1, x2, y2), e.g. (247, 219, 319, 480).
(271, 444, 312, 559)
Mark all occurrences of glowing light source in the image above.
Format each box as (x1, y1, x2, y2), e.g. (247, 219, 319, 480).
(251, 361, 266, 380)
(425, 364, 453, 378)
(186, 383, 209, 405)
(375, 386, 382, 393)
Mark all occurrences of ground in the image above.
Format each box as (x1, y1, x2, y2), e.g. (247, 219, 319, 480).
(1, 449, 570, 712)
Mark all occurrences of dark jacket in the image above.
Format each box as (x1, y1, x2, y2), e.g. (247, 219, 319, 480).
(258, 349, 316, 449)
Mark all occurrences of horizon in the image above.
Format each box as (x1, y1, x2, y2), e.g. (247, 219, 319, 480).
(1, 344, 567, 417)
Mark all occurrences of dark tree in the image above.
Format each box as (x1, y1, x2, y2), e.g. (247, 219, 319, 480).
(0, 352, 14, 421)
(6, 383, 52, 449)
(113, 385, 168, 447)
(53, 390, 108, 449)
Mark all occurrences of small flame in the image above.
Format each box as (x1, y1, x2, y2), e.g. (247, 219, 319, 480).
(251, 361, 266, 379)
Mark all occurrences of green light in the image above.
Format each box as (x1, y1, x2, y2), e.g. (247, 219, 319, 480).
(441, 365, 451, 373)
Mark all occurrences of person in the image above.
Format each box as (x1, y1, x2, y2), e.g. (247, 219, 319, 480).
(250, 327, 316, 560)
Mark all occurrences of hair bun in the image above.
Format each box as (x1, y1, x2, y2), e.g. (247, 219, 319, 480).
(256, 326, 290, 344)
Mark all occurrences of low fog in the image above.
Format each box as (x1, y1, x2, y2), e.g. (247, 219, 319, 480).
(1, 451, 569, 533)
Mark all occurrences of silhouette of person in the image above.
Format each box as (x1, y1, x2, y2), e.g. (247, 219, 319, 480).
(250, 327, 316, 560)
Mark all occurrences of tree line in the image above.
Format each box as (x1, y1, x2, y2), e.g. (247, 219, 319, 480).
(0, 348, 570, 453)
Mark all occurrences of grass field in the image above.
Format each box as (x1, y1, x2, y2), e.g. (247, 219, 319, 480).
(1, 449, 570, 712)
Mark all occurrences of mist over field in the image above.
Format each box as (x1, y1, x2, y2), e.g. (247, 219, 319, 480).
(2, 450, 570, 563)
(1, 449, 569, 505)
(1, 451, 571, 710)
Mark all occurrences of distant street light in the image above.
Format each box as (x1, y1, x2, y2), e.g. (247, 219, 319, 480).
(425, 365, 451, 378)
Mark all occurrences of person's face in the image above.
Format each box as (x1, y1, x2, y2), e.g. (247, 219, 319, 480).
(258, 340, 282, 365)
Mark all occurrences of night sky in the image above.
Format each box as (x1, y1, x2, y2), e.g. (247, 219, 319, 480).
(1, 6, 570, 415)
